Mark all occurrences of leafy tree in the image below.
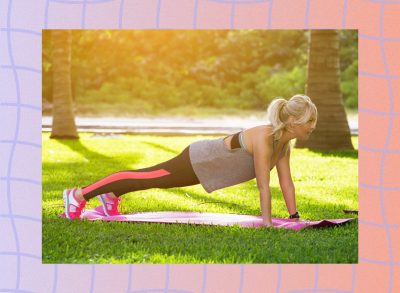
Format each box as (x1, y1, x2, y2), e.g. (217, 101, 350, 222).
(42, 30, 356, 114)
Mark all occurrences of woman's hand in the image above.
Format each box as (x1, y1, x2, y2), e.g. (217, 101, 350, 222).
(261, 224, 274, 229)
(262, 219, 274, 227)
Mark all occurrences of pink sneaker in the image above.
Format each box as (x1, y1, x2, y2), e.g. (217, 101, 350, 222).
(97, 193, 121, 216)
(63, 188, 86, 220)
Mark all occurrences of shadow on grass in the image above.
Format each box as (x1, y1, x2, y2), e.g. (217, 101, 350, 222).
(161, 186, 262, 214)
(56, 139, 141, 167)
(141, 141, 180, 155)
(158, 183, 356, 220)
(288, 196, 358, 220)
(44, 139, 143, 200)
(308, 149, 358, 159)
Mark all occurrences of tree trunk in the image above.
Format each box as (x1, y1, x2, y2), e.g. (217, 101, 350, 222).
(50, 30, 79, 139)
(296, 30, 353, 150)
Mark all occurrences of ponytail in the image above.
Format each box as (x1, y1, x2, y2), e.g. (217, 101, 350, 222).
(266, 98, 289, 140)
(266, 94, 317, 141)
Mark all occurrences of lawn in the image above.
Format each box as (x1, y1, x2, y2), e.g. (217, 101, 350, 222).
(42, 133, 358, 264)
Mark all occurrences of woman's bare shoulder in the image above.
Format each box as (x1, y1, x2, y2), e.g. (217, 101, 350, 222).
(246, 125, 274, 141)
(245, 125, 274, 154)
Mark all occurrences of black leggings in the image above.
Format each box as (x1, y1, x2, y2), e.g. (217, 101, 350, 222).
(82, 146, 200, 201)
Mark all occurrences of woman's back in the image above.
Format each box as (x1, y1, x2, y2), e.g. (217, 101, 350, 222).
(224, 125, 288, 168)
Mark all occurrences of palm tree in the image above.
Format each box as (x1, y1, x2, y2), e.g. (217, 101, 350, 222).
(296, 30, 353, 150)
(50, 30, 79, 139)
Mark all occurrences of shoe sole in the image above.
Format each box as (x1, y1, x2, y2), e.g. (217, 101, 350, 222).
(63, 189, 71, 220)
(98, 194, 110, 217)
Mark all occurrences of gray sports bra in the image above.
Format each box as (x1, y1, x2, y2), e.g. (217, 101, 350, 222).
(238, 132, 249, 152)
(231, 131, 286, 158)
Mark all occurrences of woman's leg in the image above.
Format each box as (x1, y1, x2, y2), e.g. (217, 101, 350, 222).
(80, 146, 199, 201)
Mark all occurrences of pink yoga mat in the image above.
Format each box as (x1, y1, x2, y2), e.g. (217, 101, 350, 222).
(60, 207, 355, 230)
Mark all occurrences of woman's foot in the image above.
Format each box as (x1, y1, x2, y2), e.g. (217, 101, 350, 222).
(97, 193, 121, 216)
(62, 188, 86, 220)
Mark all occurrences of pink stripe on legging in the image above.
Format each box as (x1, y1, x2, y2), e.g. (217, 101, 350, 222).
(82, 169, 171, 195)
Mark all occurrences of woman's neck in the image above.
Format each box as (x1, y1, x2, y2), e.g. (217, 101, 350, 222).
(278, 129, 296, 146)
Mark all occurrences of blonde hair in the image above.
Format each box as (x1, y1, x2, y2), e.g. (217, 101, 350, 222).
(266, 94, 317, 140)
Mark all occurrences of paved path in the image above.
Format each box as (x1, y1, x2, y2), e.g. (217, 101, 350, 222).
(42, 116, 358, 135)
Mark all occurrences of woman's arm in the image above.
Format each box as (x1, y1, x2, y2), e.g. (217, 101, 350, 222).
(276, 147, 297, 216)
(252, 132, 274, 227)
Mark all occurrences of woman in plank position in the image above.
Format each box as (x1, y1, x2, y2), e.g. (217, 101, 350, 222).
(63, 94, 317, 227)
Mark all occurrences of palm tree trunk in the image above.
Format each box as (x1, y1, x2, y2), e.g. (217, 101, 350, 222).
(50, 30, 79, 139)
(296, 30, 353, 150)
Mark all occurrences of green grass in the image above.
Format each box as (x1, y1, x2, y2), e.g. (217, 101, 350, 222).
(42, 134, 358, 264)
